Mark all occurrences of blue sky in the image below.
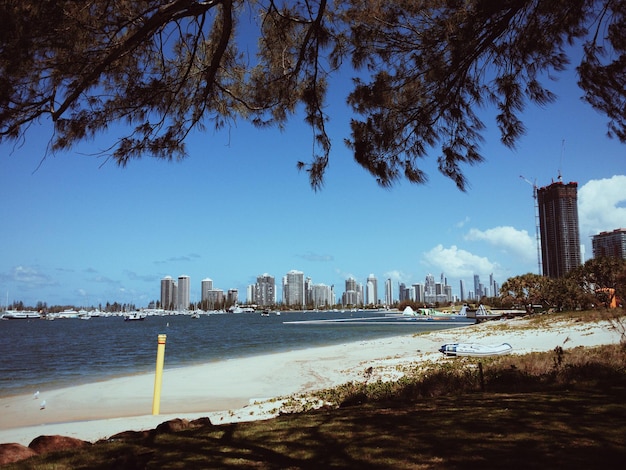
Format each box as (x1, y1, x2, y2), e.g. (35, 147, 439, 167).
(1, 55, 625, 308)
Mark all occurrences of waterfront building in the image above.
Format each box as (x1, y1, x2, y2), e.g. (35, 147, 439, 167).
(201, 278, 213, 303)
(425, 274, 435, 300)
(473, 274, 482, 299)
(227, 288, 239, 307)
(413, 283, 425, 303)
(255, 274, 276, 307)
(537, 180, 581, 278)
(366, 274, 378, 306)
(311, 283, 332, 309)
(342, 277, 362, 307)
(177, 275, 190, 310)
(398, 283, 408, 302)
(385, 278, 393, 306)
(160, 276, 176, 310)
(205, 289, 224, 310)
(592, 228, 626, 260)
(283, 270, 305, 308)
(459, 279, 466, 301)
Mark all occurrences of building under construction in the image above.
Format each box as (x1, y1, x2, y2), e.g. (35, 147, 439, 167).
(537, 180, 581, 278)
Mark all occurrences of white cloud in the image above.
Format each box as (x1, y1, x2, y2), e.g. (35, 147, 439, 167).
(383, 270, 410, 283)
(9, 266, 57, 287)
(464, 226, 536, 262)
(579, 175, 626, 238)
(455, 216, 471, 228)
(422, 245, 497, 278)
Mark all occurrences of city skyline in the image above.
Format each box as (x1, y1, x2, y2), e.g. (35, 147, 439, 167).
(155, 270, 496, 311)
(2, 46, 625, 307)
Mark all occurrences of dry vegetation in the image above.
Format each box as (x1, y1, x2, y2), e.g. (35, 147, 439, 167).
(6, 310, 626, 469)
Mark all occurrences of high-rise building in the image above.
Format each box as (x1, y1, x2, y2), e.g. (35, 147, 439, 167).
(204, 289, 224, 310)
(592, 228, 626, 260)
(283, 270, 305, 307)
(424, 273, 435, 302)
(459, 279, 466, 301)
(201, 278, 213, 303)
(311, 283, 332, 308)
(473, 274, 481, 299)
(177, 275, 190, 310)
(366, 274, 378, 305)
(160, 276, 176, 310)
(385, 278, 393, 306)
(413, 283, 425, 303)
(255, 274, 276, 307)
(342, 277, 361, 306)
(537, 180, 581, 278)
(227, 288, 238, 307)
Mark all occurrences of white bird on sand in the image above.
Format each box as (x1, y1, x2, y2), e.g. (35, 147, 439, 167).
(33, 390, 40, 400)
(40, 400, 46, 410)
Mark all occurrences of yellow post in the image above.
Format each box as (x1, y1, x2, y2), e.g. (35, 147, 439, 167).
(152, 334, 167, 415)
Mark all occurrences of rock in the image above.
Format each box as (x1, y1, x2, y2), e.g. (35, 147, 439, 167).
(154, 418, 191, 434)
(105, 429, 153, 442)
(190, 417, 213, 428)
(28, 435, 90, 454)
(0, 443, 37, 465)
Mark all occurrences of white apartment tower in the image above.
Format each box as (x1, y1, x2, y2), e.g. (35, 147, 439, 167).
(255, 274, 276, 307)
(283, 270, 305, 307)
(201, 278, 213, 303)
(385, 278, 393, 307)
(366, 274, 378, 306)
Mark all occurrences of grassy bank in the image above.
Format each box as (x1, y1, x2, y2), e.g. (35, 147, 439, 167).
(6, 312, 626, 469)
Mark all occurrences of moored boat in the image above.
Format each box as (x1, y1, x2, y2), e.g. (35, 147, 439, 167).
(439, 342, 513, 357)
(1, 310, 41, 320)
(124, 312, 147, 321)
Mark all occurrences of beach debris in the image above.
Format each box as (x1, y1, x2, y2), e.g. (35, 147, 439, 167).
(39, 400, 46, 410)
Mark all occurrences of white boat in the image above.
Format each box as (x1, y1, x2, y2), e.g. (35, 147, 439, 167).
(1, 310, 41, 320)
(124, 312, 147, 321)
(439, 342, 513, 357)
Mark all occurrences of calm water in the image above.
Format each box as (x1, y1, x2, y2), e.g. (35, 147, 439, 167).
(0, 311, 473, 397)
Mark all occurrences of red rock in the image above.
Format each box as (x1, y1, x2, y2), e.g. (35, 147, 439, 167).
(154, 418, 190, 434)
(28, 435, 90, 454)
(0, 443, 37, 465)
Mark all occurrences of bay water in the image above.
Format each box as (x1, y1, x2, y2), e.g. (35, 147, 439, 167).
(0, 311, 472, 398)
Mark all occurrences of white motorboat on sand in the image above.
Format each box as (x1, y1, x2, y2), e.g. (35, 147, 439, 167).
(439, 342, 513, 357)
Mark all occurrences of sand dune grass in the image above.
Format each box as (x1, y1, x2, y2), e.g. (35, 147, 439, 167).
(6, 341, 626, 469)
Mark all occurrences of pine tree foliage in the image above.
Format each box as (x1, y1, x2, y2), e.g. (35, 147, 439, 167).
(0, 1, 624, 190)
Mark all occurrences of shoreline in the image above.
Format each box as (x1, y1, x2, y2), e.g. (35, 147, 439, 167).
(1, 316, 621, 446)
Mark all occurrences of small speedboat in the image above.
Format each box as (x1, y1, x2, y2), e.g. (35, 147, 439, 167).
(439, 342, 512, 357)
(124, 312, 146, 321)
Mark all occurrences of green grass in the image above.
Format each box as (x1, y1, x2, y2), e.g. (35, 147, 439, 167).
(6, 312, 626, 469)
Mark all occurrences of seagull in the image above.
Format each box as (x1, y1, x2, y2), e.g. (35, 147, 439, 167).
(33, 390, 40, 400)
(40, 400, 46, 410)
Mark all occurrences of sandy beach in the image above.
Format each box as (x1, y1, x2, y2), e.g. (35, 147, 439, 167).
(1, 316, 622, 446)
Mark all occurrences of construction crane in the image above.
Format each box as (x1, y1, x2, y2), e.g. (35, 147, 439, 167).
(520, 175, 542, 275)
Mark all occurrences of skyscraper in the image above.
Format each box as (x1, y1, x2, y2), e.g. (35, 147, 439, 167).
(255, 273, 276, 307)
(342, 277, 361, 306)
(537, 180, 581, 278)
(201, 278, 213, 303)
(177, 275, 190, 310)
(592, 228, 626, 260)
(473, 274, 481, 299)
(283, 270, 305, 307)
(160, 276, 176, 310)
(366, 274, 378, 305)
(385, 278, 393, 306)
